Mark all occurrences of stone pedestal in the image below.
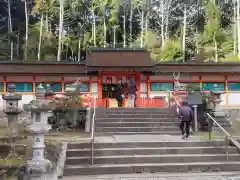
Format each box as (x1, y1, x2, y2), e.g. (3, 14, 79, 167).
(22, 84, 56, 180)
(85, 107, 91, 133)
(192, 105, 198, 132)
(210, 90, 230, 130)
(2, 84, 22, 138)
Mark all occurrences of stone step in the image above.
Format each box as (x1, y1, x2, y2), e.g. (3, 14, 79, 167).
(213, 122, 231, 128)
(95, 127, 179, 133)
(95, 117, 179, 122)
(104, 112, 173, 115)
(64, 161, 240, 176)
(67, 140, 228, 149)
(99, 108, 171, 112)
(95, 131, 181, 135)
(66, 147, 238, 157)
(98, 114, 176, 118)
(65, 154, 240, 165)
(95, 122, 180, 127)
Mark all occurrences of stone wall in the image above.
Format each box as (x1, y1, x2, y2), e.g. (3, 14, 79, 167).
(45, 140, 68, 178)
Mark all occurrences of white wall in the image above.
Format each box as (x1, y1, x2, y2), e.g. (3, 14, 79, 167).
(0, 94, 34, 111)
(149, 91, 169, 103)
(150, 75, 199, 81)
(220, 94, 226, 105)
(90, 82, 98, 97)
(140, 83, 147, 98)
(228, 92, 240, 105)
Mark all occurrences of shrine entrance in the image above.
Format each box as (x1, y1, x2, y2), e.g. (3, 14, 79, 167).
(102, 84, 124, 99)
(100, 72, 140, 107)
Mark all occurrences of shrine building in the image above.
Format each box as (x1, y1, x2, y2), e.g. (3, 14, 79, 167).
(0, 48, 240, 109)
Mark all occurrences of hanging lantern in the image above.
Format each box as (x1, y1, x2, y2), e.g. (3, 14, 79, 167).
(106, 76, 112, 84)
(102, 76, 107, 84)
(122, 76, 126, 84)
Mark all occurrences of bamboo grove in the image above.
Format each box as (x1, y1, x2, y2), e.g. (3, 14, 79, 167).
(0, 0, 239, 62)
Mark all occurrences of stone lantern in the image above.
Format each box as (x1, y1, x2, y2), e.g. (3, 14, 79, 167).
(210, 85, 230, 129)
(22, 84, 55, 179)
(211, 85, 225, 117)
(45, 84, 56, 101)
(64, 81, 82, 96)
(2, 84, 22, 138)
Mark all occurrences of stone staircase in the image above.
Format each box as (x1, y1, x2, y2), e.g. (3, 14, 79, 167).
(94, 108, 180, 135)
(63, 108, 240, 176)
(64, 139, 240, 176)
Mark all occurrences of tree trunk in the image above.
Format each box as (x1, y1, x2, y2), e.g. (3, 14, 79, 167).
(92, 11, 96, 47)
(37, 13, 44, 61)
(78, 38, 81, 61)
(123, 15, 126, 47)
(65, 45, 68, 61)
(103, 15, 107, 47)
(129, 1, 133, 47)
(57, 0, 64, 61)
(214, 38, 218, 62)
(237, 0, 240, 58)
(233, 2, 237, 56)
(45, 13, 49, 32)
(165, 12, 169, 40)
(71, 50, 74, 59)
(145, 12, 148, 38)
(161, 0, 164, 48)
(195, 29, 199, 54)
(113, 27, 116, 48)
(24, 1, 28, 61)
(182, 4, 187, 62)
(140, 7, 144, 48)
(16, 30, 20, 59)
(7, 0, 13, 60)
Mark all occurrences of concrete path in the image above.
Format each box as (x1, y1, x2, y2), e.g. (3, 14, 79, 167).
(63, 172, 240, 180)
(68, 134, 200, 143)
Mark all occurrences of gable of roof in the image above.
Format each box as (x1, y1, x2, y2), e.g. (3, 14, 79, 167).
(86, 48, 154, 69)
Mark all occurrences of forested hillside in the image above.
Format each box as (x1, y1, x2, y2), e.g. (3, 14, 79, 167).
(0, 0, 238, 62)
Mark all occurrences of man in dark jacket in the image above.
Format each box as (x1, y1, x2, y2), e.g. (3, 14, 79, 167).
(116, 85, 124, 107)
(127, 78, 137, 108)
(179, 101, 193, 139)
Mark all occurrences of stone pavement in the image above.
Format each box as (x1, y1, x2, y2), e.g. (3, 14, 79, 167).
(63, 172, 240, 180)
(67, 134, 200, 143)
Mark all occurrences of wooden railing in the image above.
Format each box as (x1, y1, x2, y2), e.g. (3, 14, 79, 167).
(46, 92, 188, 108)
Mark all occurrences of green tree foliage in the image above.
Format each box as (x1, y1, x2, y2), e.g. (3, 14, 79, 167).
(0, 35, 9, 59)
(0, 0, 237, 62)
(25, 23, 57, 61)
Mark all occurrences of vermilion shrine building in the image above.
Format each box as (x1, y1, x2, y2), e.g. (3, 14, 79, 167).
(0, 48, 240, 109)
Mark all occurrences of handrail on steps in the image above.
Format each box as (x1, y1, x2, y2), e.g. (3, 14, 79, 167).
(206, 113, 232, 160)
(206, 113, 231, 139)
(91, 93, 97, 166)
(167, 90, 180, 113)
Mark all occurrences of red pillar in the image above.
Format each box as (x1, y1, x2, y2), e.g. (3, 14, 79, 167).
(98, 72, 102, 98)
(136, 73, 140, 98)
(147, 76, 150, 98)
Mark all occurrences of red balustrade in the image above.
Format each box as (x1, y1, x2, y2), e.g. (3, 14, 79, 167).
(135, 98, 168, 108)
(45, 91, 193, 108)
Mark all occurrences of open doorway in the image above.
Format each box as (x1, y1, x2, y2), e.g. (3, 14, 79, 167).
(102, 84, 125, 99)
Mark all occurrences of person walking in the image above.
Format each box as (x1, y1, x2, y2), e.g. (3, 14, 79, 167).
(127, 78, 137, 108)
(179, 100, 193, 139)
(116, 84, 124, 107)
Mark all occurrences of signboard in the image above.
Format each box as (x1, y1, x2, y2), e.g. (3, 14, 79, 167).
(187, 91, 203, 105)
(150, 83, 173, 91)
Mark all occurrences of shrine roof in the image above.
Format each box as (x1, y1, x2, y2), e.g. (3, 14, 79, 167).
(0, 61, 86, 74)
(155, 62, 240, 74)
(85, 48, 154, 71)
(0, 60, 240, 74)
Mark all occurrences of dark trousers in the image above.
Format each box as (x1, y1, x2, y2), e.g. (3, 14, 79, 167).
(180, 121, 191, 137)
(117, 100, 122, 107)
